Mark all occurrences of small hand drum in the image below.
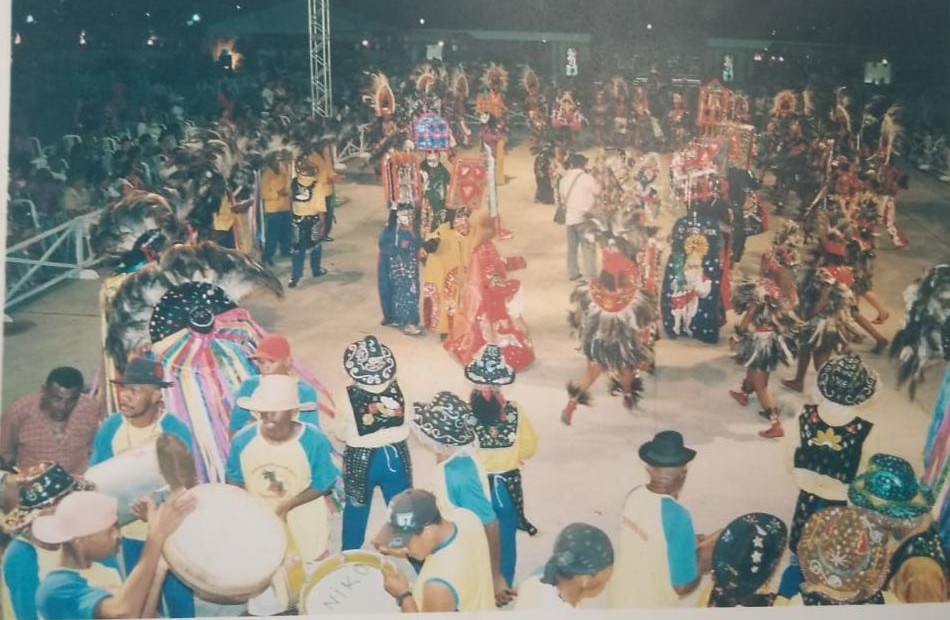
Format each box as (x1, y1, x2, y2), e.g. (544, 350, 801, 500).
(163, 483, 287, 604)
(300, 551, 416, 614)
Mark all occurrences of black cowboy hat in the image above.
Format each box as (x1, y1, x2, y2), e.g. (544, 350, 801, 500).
(638, 430, 696, 468)
(111, 357, 173, 387)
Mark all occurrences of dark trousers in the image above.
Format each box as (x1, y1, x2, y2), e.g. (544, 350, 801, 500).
(262, 210, 292, 262)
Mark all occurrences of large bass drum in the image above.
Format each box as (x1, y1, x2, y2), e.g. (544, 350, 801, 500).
(301, 551, 416, 614)
(84, 433, 196, 525)
(163, 483, 287, 604)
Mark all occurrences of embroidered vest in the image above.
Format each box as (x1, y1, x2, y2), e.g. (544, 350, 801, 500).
(472, 402, 518, 449)
(793, 405, 872, 483)
(346, 381, 406, 437)
(886, 525, 950, 588)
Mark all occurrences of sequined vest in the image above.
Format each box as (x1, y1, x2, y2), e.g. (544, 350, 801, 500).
(793, 405, 872, 484)
(472, 402, 519, 449)
(346, 380, 406, 437)
(885, 525, 950, 588)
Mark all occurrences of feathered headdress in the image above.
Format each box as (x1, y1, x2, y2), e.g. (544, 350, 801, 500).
(362, 72, 396, 118)
(105, 241, 282, 369)
(90, 191, 189, 269)
(451, 65, 469, 100)
(770, 90, 797, 117)
(412, 63, 440, 95)
(522, 66, 540, 98)
(889, 264, 950, 399)
(480, 63, 509, 93)
(878, 104, 904, 164)
(610, 76, 629, 102)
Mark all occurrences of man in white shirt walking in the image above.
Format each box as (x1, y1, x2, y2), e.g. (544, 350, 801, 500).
(559, 154, 600, 281)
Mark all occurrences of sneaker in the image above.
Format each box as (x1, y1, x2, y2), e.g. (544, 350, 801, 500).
(729, 390, 749, 406)
(758, 421, 785, 439)
(403, 324, 423, 336)
(312, 268, 328, 277)
(288, 277, 300, 288)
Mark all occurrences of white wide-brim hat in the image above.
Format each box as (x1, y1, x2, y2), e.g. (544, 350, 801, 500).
(236, 374, 315, 413)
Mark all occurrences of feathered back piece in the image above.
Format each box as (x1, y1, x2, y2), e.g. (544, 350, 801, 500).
(363, 72, 396, 117)
(90, 191, 188, 262)
(582, 207, 654, 260)
(769, 220, 804, 269)
(480, 63, 509, 93)
(413, 64, 440, 95)
(522, 66, 540, 97)
(105, 241, 282, 368)
(879, 104, 904, 164)
(770, 90, 797, 117)
(611, 76, 629, 102)
(889, 264, 950, 399)
(451, 66, 469, 100)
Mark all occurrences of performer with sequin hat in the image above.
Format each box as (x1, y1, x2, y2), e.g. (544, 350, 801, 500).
(410, 391, 514, 606)
(334, 336, 413, 551)
(849, 453, 949, 602)
(466, 344, 539, 589)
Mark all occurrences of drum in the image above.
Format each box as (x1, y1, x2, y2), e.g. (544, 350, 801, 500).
(300, 551, 416, 614)
(163, 483, 287, 604)
(84, 433, 195, 525)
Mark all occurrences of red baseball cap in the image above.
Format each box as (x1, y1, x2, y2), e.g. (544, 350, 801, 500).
(251, 334, 292, 361)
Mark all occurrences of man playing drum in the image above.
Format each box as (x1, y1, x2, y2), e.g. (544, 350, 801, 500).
(374, 489, 495, 613)
(226, 373, 342, 614)
(89, 357, 195, 617)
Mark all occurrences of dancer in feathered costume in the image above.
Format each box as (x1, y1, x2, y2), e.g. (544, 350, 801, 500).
(829, 86, 855, 155)
(888, 264, 950, 556)
(449, 66, 472, 148)
(610, 77, 630, 148)
(522, 66, 548, 149)
(362, 72, 404, 172)
(476, 63, 510, 185)
(561, 208, 658, 425)
(103, 242, 338, 485)
(781, 230, 865, 394)
(728, 224, 804, 439)
(871, 105, 910, 250)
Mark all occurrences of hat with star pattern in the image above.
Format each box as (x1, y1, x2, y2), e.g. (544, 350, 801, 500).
(710, 513, 787, 606)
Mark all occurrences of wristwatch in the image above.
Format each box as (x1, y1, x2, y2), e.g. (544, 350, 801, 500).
(394, 591, 413, 607)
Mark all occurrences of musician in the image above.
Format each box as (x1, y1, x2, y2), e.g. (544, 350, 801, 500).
(32, 490, 195, 620)
(375, 489, 496, 612)
(89, 357, 195, 617)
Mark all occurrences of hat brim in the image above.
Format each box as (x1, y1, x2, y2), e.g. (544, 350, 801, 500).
(374, 523, 414, 549)
(237, 396, 316, 413)
(1, 477, 96, 534)
(410, 413, 476, 448)
(111, 379, 174, 388)
(638, 444, 696, 468)
(848, 479, 934, 519)
(463, 368, 515, 386)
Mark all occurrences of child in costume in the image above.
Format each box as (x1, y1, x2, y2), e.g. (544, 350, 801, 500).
(728, 224, 803, 438)
(466, 345, 540, 587)
(378, 204, 423, 336)
(335, 336, 413, 551)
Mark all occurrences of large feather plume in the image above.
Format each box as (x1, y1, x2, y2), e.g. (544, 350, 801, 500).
(521, 66, 540, 97)
(480, 63, 509, 93)
(889, 264, 950, 399)
(362, 72, 396, 118)
(105, 241, 282, 367)
(879, 104, 904, 164)
(90, 191, 188, 260)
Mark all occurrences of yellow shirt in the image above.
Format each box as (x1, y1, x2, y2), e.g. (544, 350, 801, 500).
(235, 426, 330, 561)
(476, 405, 537, 474)
(412, 508, 495, 612)
(212, 194, 235, 231)
(261, 166, 292, 213)
(292, 174, 327, 216)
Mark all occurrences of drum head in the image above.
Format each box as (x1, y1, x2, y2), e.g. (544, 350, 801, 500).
(301, 551, 415, 614)
(164, 483, 287, 604)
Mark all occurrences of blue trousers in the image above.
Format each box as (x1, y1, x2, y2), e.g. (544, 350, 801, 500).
(291, 243, 323, 279)
(341, 445, 411, 551)
(262, 210, 292, 262)
(489, 476, 518, 587)
(122, 537, 194, 618)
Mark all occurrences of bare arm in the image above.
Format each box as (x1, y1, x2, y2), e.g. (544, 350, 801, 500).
(275, 486, 326, 520)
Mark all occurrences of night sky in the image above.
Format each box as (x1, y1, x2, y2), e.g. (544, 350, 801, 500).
(9, 0, 948, 52)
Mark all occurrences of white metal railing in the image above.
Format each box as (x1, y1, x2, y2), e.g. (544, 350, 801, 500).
(4, 209, 104, 310)
(335, 122, 372, 165)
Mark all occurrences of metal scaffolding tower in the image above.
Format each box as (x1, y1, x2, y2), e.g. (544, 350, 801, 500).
(308, 0, 332, 117)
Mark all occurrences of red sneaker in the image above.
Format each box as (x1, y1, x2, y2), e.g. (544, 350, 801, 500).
(729, 390, 749, 406)
(758, 421, 785, 439)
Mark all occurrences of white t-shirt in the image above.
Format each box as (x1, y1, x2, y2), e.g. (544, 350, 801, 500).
(560, 169, 600, 226)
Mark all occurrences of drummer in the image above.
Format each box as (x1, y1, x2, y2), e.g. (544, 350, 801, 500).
(229, 333, 322, 438)
(226, 373, 342, 613)
(374, 489, 496, 612)
(88, 357, 195, 617)
(32, 490, 195, 619)
(1, 462, 97, 620)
